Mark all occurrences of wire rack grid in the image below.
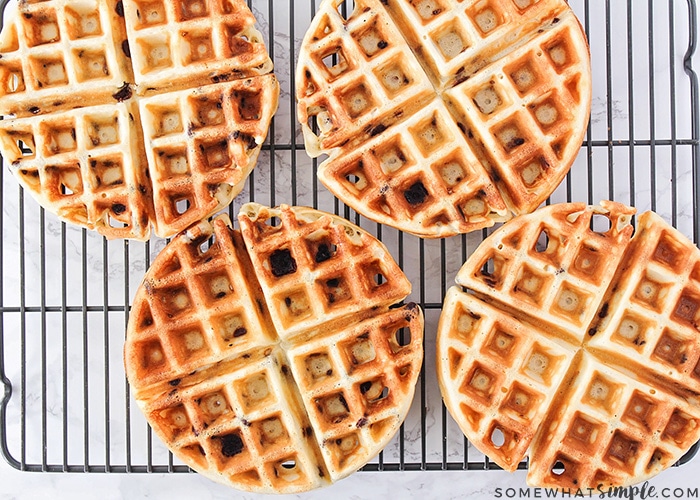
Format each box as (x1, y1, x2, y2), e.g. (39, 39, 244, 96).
(0, 0, 698, 476)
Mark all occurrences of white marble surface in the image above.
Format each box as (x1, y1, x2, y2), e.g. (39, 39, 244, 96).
(2, 0, 700, 498)
(2, 458, 700, 499)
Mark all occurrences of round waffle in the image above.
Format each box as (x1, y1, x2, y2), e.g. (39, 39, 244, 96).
(125, 204, 423, 493)
(296, 0, 591, 238)
(0, 0, 279, 240)
(437, 201, 700, 489)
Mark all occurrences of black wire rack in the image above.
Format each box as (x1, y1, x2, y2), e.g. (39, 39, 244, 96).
(0, 0, 698, 476)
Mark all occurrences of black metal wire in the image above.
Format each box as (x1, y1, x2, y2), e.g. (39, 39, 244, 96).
(0, 0, 698, 477)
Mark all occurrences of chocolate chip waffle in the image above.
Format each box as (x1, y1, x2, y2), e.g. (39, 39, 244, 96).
(122, 0, 273, 93)
(0, 0, 132, 118)
(437, 201, 700, 489)
(125, 205, 423, 493)
(0, 0, 278, 240)
(237, 203, 414, 339)
(296, 0, 591, 238)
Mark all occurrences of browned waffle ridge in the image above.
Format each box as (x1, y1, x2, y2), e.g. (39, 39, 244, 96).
(296, 0, 591, 238)
(125, 203, 424, 493)
(437, 201, 700, 489)
(0, 0, 279, 240)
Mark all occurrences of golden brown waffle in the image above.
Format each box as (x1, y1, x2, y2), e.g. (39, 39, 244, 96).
(140, 75, 279, 237)
(437, 201, 700, 489)
(237, 203, 414, 339)
(296, 0, 591, 238)
(0, 101, 153, 239)
(0, 0, 132, 118)
(125, 205, 423, 493)
(122, 0, 273, 94)
(0, 0, 278, 240)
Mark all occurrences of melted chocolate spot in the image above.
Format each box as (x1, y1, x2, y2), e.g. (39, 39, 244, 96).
(112, 203, 126, 215)
(369, 124, 387, 136)
(403, 181, 429, 205)
(270, 249, 297, 277)
(509, 137, 525, 148)
(315, 243, 332, 263)
(113, 83, 132, 102)
(219, 434, 244, 457)
(233, 327, 247, 338)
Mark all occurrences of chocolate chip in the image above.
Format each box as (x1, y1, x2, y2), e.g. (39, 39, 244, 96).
(112, 83, 132, 102)
(122, 40, 131, 58)
(369, 124, 387, 136)
(28, 106, 39, 115)
(233, 327, 247, 338)
(219, 434, 244, 457)
(315, 243, 333, 263)
(269, 249, 297, 277)
(115, 0, 124, 17)
(360, 381, 372, 394)
(377, 40, 388, 49)
(112, 203, 126, 215)
(508, 137, 525, 149)
(169, 379, 181, 386)
(403, 181, 429, 205)
(326, 278, 339, 288)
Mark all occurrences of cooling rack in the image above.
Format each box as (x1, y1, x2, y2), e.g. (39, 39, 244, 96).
(0, 0, 698, 475)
